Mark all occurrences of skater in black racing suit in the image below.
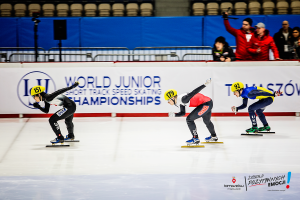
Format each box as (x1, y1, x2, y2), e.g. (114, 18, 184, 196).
(31, 82, 79, 143)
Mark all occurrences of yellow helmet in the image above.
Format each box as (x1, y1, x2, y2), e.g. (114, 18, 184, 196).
(31, 85, 45, 96)
(164, 89, 177, 100)
(231, 82, 244, 92)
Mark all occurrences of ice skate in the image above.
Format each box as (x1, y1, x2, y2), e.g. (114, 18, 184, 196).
(186, 137, 200, 145)
(246, 127, 258, 133)
(205, 136, 218, 142)
(201, 136, 223, 144)
(257, 126, 275, 133)
(241, 127, 262, 136)
(64, 134, 80, 142)
(46, 138, 69, 147)
(181, 138, 204, 148)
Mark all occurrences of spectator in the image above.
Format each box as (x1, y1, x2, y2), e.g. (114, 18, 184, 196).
(293, 36, 300, 59)
(247, 22, 280, 61)
(291, 27, 300, 46)
(290, 27, 300, 59)
(273, 20, 293, 59)
(212, 36, 235, 62)
(223, 12, 255, 60)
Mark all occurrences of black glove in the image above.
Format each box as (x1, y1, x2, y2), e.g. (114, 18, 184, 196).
(222, 12, 228, 19)
(33, 102, 40, 108)
(70, 81, 79, 89)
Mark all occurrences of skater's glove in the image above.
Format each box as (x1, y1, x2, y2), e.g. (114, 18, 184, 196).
(231, 106, 237, 113)
(70, 81, 79, 89)
(204, 78, 212, 86)
(168, 112, 175, 117)
(274, 90, 282, 97)
(33, 102, 40, 109)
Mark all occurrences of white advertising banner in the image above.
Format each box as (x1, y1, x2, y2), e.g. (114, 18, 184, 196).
(0, 62, 299, 114)
(0, 62, 212, 114)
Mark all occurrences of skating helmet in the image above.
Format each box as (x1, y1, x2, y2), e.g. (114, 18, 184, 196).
(31, 85, 45, 96)
(164, 89, 177, 100)
(231, 82, 244, 92)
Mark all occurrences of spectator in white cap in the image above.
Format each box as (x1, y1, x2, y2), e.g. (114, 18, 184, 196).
(247, 22, 280, 61)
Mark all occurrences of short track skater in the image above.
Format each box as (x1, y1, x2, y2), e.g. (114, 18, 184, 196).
(31, 82, 79, 144)
(164, 78, 218, 145)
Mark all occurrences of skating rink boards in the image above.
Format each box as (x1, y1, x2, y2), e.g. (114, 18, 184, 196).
(0, 116, 299, 200)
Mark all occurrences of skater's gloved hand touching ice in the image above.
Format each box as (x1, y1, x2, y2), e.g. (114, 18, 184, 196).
(274, 90, 282, 97)
(204, 78, 212, 86)
(168, 112, 175, 117)
(70, 81, 79, 89)
(231, 106, 237, 113)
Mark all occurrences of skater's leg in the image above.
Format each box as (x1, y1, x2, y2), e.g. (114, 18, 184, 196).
(65, 114, 74, 138)
(248, 98, 273, 127)
(186, 101, 212, 138)
(49, 104, 76, 140)
(202, 111, 216, 137)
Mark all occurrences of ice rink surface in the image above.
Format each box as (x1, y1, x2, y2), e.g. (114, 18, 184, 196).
(0, 116, 299, 200)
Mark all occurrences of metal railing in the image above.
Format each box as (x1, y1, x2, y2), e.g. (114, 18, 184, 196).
(0, 46, 237, 62)
(9, 53, 94, 62)
(94, 53, 180, 61)
(0, 47, 46, 62)
(133, 46, 213, 61)
(48, 47, 130, 62)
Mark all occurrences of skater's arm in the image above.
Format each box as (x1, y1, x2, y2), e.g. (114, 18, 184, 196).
(175, 105, 186, 117)
(181, 85, 206, 104)
(248, 90, 275, 98)
(46, 82, 79, 101)
(33, 102, 50, 113)
(236, 98, 248, 111)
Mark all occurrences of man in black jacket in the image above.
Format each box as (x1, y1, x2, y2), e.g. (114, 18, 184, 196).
(212, 36, 236, 62)
(31, 82, 79, 144)
(273, 20, 293, 59)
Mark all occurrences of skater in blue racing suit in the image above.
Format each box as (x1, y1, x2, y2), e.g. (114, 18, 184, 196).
(230, 82, 282, 133)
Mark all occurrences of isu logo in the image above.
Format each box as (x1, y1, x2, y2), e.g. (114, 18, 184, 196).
(17, 71, 56, 109)
(198, 105, 209, 116)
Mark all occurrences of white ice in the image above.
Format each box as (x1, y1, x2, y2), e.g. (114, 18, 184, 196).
(0, 116, 299, 199)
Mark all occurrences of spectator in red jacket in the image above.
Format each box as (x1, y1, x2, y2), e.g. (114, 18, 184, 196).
(223, 12, 255, 60)
(247, 22, 280, 61)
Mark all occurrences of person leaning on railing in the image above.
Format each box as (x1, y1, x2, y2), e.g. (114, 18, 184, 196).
(212, 36, 236, 62)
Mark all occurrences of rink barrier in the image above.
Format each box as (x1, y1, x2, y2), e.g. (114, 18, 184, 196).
(0, 112, 296, 118)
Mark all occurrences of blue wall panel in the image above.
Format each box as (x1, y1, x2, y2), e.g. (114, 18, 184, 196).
(81, 17, 142, 49)
(0, 18, 18, 47)
(203, 15, 266, 46)
(1, 15, 300, 50)
(266, 15, 300, 37)
(18, 17, 80, 50)
(142, 17, 203, 47)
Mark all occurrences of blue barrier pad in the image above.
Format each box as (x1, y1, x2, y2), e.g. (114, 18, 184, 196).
(18, 17, 80, 50)
(80, 17, 142, 49)
(142, 17, 203, 47)
(266, 15, 300, 37)
(0, 18, 18, 47)
(203, 15, 266, 46)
